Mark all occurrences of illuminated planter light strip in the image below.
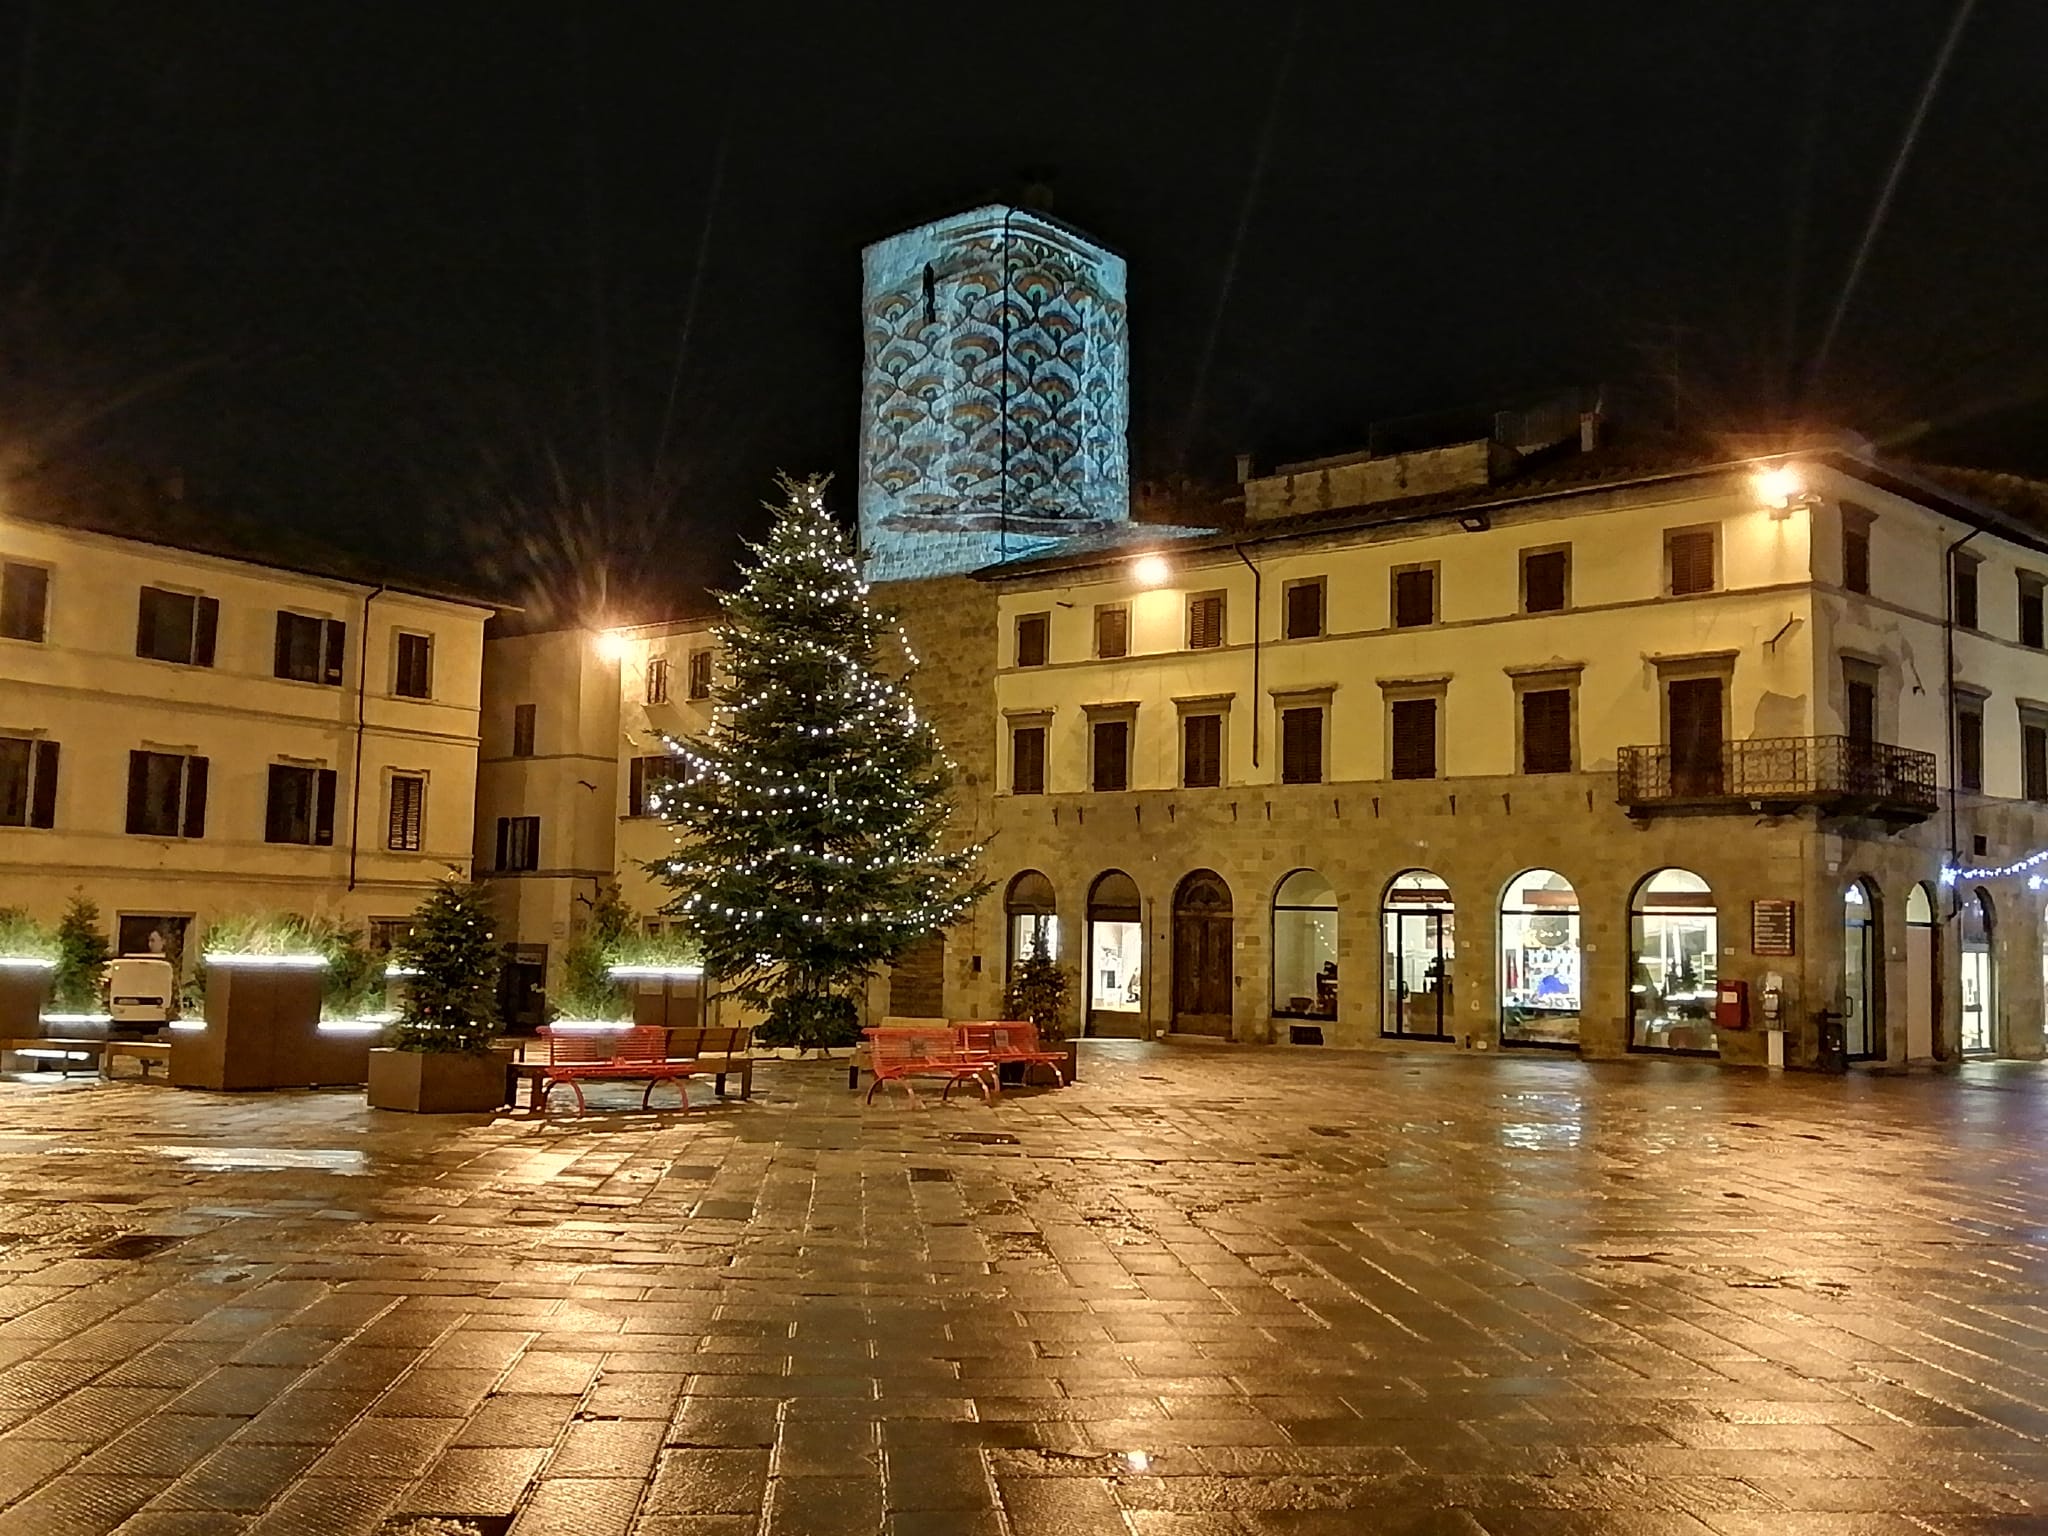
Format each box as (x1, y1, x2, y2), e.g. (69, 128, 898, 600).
(0, 957, 57, 970)
(384, 965, 422, 977)
(168, 1020, 207, 1033)
(607, 964, 703, 980)
(203, 952, 330, 970)
(547, 1019, 638, 1032)
(317, 1019, 389, 1036)
(42, 1012, 114, 1025)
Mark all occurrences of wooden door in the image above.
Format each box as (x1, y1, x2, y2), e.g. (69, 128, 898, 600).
(1172, 874, 1234, 1037)
(1668, 677, 1725, 795)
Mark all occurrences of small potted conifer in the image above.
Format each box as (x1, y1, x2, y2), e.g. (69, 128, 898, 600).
(1004, 931, 1078, 1083)
(368, 875, 508, 1113)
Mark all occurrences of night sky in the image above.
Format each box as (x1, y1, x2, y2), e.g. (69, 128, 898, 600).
(2, 1, 2043, 618)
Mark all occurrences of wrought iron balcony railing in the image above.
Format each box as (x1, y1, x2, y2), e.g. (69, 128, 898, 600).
(1616, 735, 1938, 820)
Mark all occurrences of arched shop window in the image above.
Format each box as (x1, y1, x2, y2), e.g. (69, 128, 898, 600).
(1086, 870, 1144, 1035)
(1961, 886, 1995, 1055)
(1500, 868, 1580, 1048)
(1842, 880, 1881, 1060)
(1382, 871, 1454, 1039)
(1004, 870, 1057, 978)
(1905, 883, 1938, 1062)
(1629, 868, 1718, 1054)
(1272, 869, 1338, 1020)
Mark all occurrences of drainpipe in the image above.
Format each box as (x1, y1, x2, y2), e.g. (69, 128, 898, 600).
(1944, 528, 1982, 922)
(346, 585, 386, 891)
(998, 206, 1014, 563)
(1233, 544, 1262, 769)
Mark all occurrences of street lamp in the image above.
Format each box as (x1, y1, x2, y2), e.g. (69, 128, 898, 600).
(1131, 553, 1171, 588)
(595, 629, 628, 662)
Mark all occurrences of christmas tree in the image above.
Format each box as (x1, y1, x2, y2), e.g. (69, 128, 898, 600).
(389, 875, 501, 1053)
(652, 475, 988, 1047)
(1004, 930, 1073, 1044)
(51, 893, 112, 1012)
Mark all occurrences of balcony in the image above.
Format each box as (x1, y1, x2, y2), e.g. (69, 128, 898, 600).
(1616, 735, 1938, 822)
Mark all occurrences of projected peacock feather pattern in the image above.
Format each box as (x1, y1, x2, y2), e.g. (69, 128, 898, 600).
(862, 215, 1128, 537)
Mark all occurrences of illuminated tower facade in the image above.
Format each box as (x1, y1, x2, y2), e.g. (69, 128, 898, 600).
(858, 206, 1130, 582)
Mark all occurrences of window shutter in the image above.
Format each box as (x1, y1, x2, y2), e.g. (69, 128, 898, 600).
(1521, 689, 1572, 774)
(1669, 532, 1715, 596)
(135, 591, 158, 658)
(314, 768, 337, 846)
(1012, 726, 1045, 794)
(495, 817, 511, 870)
(1955, 565, 1979, 630)
(1843, 527, 1870, 595)
(324, 619, 347, 684)
(182, 756, 209, 838)
(193, 597, 219, 667)
(125, 752, 150, 833)
(1096, 607, 1127, 658)
(1523, 550, 1567, 612)
(2026, 725, 2048, 802)
(1093, 720, 1129, 791)
(29, 740, 57, 828)
(1281, 707, 1323, 784)
(1958, 709, 1984, 792)
(265, 765, 291, 843)
(1016, 614, 1048, 667)
(1393, 569, 1434, 627)
(1188, 594, 1223, 649)
(1183, 714, 1221, 788)
(1390, 698, 1437, 780)
(273, 613, 294, 678)
(1284, 582, 1323, 639)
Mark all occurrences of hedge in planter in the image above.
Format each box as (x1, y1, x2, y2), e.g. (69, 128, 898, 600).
(368, 876, 507, 1113)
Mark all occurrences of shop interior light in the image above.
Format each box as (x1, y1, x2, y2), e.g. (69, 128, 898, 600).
(203, 952, 330, 969)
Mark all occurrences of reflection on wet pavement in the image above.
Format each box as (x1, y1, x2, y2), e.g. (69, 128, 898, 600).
(0, 1043, 2045, 1534)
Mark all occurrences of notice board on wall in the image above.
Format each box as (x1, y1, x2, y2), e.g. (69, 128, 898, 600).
(1751, 899, 1797, 956)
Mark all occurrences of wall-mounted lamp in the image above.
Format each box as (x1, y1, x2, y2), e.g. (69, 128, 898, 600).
(1457, 512, 1490, 533)
(1752, 463, 1816, 517)
(595, 629, 629, 662)
(1131, 553, 1172, 588)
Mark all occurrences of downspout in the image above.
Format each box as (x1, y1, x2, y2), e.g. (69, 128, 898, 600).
(1233, 544, 1262, 768)
(1943, 527, 1981, 922)
(346, 584, 386, 891)
(998, 206, 1014, 563)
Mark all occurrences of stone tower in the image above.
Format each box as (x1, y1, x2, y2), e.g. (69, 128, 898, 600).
(857, 206, 1131, 582)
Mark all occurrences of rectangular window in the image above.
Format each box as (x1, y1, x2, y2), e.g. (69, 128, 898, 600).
(1280, 706, 1324, 785)
(1187, 592, 1225, 650)
(1389, 698, 1438, 780)
(0, 562, 49, 642)
(687, 649, 713, 699)
(646, 655, 670, 704)
(1091, 718, 1130, 792)
(628, 754, 679, 816)
(125, 750, 208, 838)
(1094, 604, 1129, 659)
(0, 736, 58, 828)
(2021, 576, 2045, 650)
(394, 632, 433, 698)
(1182, 713, 1222, 788)
(511, 703, 536, 757)
(387, 773, 426, 851)
(2025, 720, 2048, 803)
(1392, 566, 1436, 628)
(1667, 529, 1716, 596)
(136, 586, 218, 666)
(1010, 724, 1047, 795)
(1956, 703, 1984, 794)
(495, 815, 540, 872)
(1842, 521, 1871, 596)
(367, 918, 410, 954)
(1521, 548, 1569, 613)
(1954, 559, 1980, 631)
(1520, 688, 1573, 774)
(1015, 612, 1050, 668)
(273, 611, 346, 685)
(265, 763, 338, 846)
(1844, 660, 1878, 746)
(1282, 579, 1325, 639)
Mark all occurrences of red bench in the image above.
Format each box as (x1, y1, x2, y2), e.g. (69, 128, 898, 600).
(535, 1025, 698, 1114)
(864, 1026, 998, 1106)
(957, 1021, 1068, 1086)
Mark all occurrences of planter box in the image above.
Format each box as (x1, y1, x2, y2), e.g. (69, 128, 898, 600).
(367, 1047, 510, 1113)
(0, 968, 53, 1040)
(172, 966, 326, 1090)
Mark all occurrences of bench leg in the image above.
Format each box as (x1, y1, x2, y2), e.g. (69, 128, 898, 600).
(739, 1064, 752, 1099)
(714, 1071, 727, 1098)
(642, 1078, 690, 1112)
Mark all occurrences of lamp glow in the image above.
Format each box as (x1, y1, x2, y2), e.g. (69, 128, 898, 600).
(1752, 464, 1806, 510)
(1131, 553, 1171, 588)
(596, 629, 629, 663)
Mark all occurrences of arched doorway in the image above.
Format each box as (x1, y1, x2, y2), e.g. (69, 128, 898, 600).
(1171, 871, 1234, 1037)
(1629, 868, 1719, 1054)
(1272, 869, 1338, 1023)
(1500, 869, 1580, 1048)
(1004, 871, 1057, 980)
(1842, 880, 1881, 1060)
(1086, 871, 1145, 1038)
(1905, 883, 1937, 1060)
(1383, 871, 1454, 1039)
(1961, 886, 1995, 1055)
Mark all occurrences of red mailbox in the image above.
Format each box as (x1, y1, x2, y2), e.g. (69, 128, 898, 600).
(1715, 978, 1749, 1030)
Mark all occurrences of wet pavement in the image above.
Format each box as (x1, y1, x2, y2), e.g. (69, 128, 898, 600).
(2, 1043, 2047, 1536)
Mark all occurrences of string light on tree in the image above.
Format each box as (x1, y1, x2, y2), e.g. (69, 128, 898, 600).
(650, 474, 990, 1049)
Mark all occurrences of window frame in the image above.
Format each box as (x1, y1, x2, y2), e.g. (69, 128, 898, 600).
(1014, 611, 1051, 669)
(264, 762, 338, 847)
(0, 560, 50, 643)
(392, 630, 434, 699)
(1511, 670, 1579, 775)
(1280, 577, 1326, 640)
(1086, 707, 1135, 793)
(273, 610, 346, 686)
(125, 749, 208, 839)
(1840, 504, 1874, 596)
(135, 585, 218, 667)
(645, 654, 671, 704)
(1664, 525, 1719, 597)
(1381, 682, 1446, 781)
(511, 703, 537, 758)
(0, 734, 58, 828)
(1180, 710, 1224, 789)
(1952, 554, 1981, 632)
(1093, 602, 1130, 660)
(1278, 702, 1326, 785)
(687, 648, 714, 700)
(1185, 590, 1227, 651)
(1519, 545, 1571, 614)
(2021, 706, 2048, 803)
(1390, 562, 1438, 629)
(386, 771, 427, 852)
(1954, 692, 1986, 794)
(1008, 717, 1049, 796)
(2020, 573, 2045, 651)
(495, 814, 541, 872)
(627, 754, 679, 817)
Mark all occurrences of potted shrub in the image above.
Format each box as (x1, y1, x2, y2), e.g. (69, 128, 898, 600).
(50, 894, 111, 1019)
(1005, 932, 1078, 1083)
(759, 991, 858, 1058)
(368, 876, 508, 1113)
(0, 908, 57, 1040)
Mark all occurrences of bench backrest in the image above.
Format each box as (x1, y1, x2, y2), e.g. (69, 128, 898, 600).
(543, 1024, 672, 1067)
(668, 1025, 752, 1056)
(955, 1020, 1043, 1055)
(869, 1026, 965, 1070)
